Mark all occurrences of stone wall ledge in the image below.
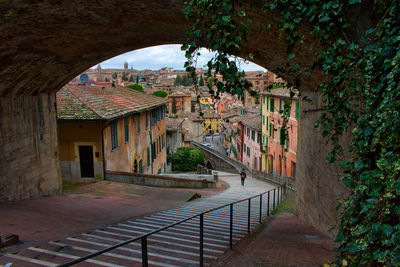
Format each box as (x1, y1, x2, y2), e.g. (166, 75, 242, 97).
(105, 171, 216, 189)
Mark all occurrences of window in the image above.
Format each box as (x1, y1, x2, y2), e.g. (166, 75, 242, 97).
(124, 117, 129, 142)
(244, 143, 247, 153)
(139, 159, 143, 174)
(257, 133, 261, 144)
(295, 102, 299, 120)
(284, 100, 290, 113)
(247, 127, 250, 137)
(279, 99, 283, 113)
(266, 117, 269, 131)
(111, 121, 118, 150)
(267, 97, 269, 110)
(237, 143, 240, 152)
(237, 127, 241, 136)
(247, 147, 250, 157)
(156, 138, 159, 154)
(263, 116, 265, 125)
(251, 130, 255, 141)
(152, 142, 155, 161)
(269, 123, 274, 138)
(137, 114, 140, 133)
(147, 147, 150, 167)
(270, 98, 275, 112)
(152, 109, 157, 125)
(263, 96, 265, 104)
(146, 112, 149, 128)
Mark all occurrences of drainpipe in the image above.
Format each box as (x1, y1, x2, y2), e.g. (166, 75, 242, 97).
(149, 126, 153, 174)
(101, 122, 111, 180)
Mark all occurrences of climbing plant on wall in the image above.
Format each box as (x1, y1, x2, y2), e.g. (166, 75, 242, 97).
(182, 0, 400, 265)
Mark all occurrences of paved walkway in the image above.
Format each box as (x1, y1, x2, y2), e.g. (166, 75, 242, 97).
(0, 173, 278, 266)
(1, 174, 336, 267)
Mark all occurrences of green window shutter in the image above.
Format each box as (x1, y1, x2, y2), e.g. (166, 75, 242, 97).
(266, 117, 269, 131)
(139, 159, 143, 173)
(295, 102, 299, 120)
(280, 128, 288, 146)
(263, 116, 265, 125)
(137, 115, 140, 132)
(263, 96, 265, 104)
(147, 147, 150, 166)
(267, 97, 269, 110)
(124, 117, 129, 142)
(270, 98, 275, 112)
(279, 99, 282, 113)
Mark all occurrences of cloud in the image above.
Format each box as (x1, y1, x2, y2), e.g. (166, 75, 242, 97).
(94, 44, 266, 72)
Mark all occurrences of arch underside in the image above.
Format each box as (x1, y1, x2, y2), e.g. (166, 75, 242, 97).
(0, 0, 364, 237)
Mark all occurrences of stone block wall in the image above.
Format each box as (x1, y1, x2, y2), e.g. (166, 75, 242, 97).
(0, 93, 61, 201)
(295, 91, 350, 237)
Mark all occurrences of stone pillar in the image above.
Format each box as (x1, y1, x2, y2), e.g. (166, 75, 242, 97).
(295, 91, 350, 237)
(0, 93, 61, 201)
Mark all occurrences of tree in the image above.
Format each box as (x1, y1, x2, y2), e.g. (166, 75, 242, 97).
(172, 97, 177, 114)
(199, 75, 204, 86)
(174, 75, 182, 86)
(182, 1, 400, 265)
(129, 75, 134, 82)
(171, 147, 205, 172)
(127, 84, 144, 92)
(152, 91, 168, 98)
(121, 72, 128, 81)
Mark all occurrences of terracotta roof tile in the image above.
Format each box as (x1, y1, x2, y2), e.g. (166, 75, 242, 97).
(57, 83, 168, 120)
(56, 87, 101, 120)
(240, 115, 262, 132)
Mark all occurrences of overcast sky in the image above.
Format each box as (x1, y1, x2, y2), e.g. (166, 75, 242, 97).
(94, 44, 266, 72)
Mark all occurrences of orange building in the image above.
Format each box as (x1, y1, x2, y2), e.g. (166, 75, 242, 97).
(260, 88, 299, 178)
(57, 83, 168, 180)
(168, 90, 192, 114)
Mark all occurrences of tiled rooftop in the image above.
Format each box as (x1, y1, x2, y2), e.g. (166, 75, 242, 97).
(166, 117, 184, 131)
(57, 83, 168, 120)
(240, 115, 262, 132)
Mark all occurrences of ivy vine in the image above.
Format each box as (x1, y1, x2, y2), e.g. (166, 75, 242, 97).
(182, 0, 400, 265)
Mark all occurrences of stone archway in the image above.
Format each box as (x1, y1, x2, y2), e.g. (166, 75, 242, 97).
(0, 0, 373, 235)
(206, 160, 214, 170)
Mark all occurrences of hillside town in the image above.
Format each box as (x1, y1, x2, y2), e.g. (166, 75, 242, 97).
(60, 61, 298, 181)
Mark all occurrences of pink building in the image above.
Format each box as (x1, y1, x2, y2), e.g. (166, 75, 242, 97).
(261, 88, 298, 178)
(240, 115, 262, 172)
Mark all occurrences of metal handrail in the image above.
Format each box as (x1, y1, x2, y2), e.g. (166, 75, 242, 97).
(57, 184, 286, 267)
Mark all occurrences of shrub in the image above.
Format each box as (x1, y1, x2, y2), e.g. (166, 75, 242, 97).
(152, 91, 168, 98)
(127, 84, 144, 92)
(171, 147, 205, 172)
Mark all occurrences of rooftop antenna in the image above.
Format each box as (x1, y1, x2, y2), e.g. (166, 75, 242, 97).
(79, 73, 89, 84)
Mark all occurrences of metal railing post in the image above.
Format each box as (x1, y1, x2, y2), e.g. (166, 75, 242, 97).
(230, 203, 233, 249)
(259, 194, 262, 223)
(273, 188, 276, 210)
(248, 198, 251, 233)
(200, 214, 204, 267)
(141, 236, 148, 267)
(267, 191, 270, 215)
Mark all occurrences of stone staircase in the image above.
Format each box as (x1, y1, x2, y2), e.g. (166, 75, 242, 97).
(1, 185, 282, 267)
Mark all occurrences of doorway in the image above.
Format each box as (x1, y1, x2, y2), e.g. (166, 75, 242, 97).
(79, 146, 94, 177)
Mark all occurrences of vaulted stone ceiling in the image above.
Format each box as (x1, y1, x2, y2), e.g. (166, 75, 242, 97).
(0, 0, 329, 96)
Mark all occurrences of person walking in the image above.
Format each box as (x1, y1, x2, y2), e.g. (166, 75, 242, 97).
(240, 168, 246, 186)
